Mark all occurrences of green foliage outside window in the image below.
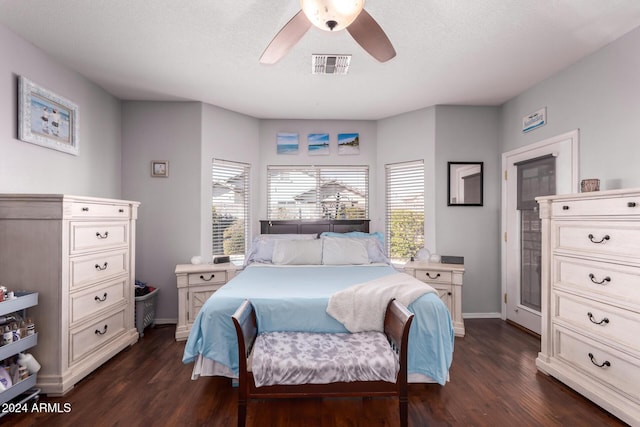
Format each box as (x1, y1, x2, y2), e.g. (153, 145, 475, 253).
(389, 209, 424, 260)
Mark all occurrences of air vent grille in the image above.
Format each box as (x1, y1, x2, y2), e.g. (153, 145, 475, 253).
(312, 54, 351, 75)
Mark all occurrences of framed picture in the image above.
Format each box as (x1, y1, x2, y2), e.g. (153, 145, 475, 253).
(277, 132, 299, 154)
(338, 133, 359, 155)
(151, 161, 169, 177)
(308, 133, 330, 155)
(18, 76, 79, 155)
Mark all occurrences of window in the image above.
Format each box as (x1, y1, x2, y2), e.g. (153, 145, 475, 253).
(267, 165, 368, 220)
(212, 159, 250, 264)
(385, 160, 425, 262)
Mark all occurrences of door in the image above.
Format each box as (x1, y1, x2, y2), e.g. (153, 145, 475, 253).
(501, 130, 579, 334)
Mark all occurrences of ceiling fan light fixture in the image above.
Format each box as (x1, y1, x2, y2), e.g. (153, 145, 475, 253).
(300, 0, 365, 32)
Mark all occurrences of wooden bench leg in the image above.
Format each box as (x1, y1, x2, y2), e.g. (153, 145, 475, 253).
(237, 398, 247, 427)
(399, 395, 408, 427)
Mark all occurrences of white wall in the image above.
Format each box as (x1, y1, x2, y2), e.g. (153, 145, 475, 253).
(257, 120, 379, 231)
(201, 103, 261, 260)
(500, 25, 640, 190)
(0, 24, 122, 197)
(122, 101, 203, 321)
(434, 106, 501, 315)
(377, 107, 437, 250)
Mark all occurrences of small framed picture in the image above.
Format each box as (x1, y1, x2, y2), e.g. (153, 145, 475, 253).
(151, 161, 169, 177)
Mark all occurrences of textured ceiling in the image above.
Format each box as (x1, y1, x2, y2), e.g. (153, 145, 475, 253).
(1, 0, 640, 120)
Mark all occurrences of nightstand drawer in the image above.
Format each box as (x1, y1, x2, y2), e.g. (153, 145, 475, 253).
(70, 278, 127, 325)
(414, 269, 452, 284)
(188, 271, 227, 285)
(70, 221, 129, 254)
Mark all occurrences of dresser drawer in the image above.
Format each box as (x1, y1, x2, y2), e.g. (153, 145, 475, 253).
(552, 196, 640, 217)
(70, 278, 127, 325)
(188, 270, 227, 285)
(554, 221, 640, 259)
(555, 293, 640, 351)
(70, 221, 129, 254)
(70, 249, 129, 289)
(70, 202, 130, 219)
(554, 326, 640, 403)
(70, 309, 126, 364)
(413, 269, 452, 284)
(554, 256, 640, 305)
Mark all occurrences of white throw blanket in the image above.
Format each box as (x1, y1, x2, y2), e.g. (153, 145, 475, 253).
(326, 272, 436, 333)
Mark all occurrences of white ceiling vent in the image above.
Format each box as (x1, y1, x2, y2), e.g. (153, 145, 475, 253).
(312, 54, 351, 75)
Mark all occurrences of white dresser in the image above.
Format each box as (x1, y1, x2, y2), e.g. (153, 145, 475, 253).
(536, 188, 640, 425)
(175, 263, 237, 341)
(403, 261, 465, 336)
(0, 194, 140, 395)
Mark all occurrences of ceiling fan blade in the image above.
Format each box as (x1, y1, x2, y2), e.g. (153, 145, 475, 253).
(346, 9, 396, 63)
(260, 10, 312, 64)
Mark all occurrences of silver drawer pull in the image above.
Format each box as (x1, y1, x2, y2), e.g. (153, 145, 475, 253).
(200, 274, 215, 281)
(587, 312, 609, 325)
(95, 231, 109, 239)
(588, 233, 610, 244)
(95, 325, 108, 335)
(94, 292, 108, 302)
(95, 262, 109, 271)
(588, 273, 611, 285)
(425, 272, 440, 280)
(588, 352, 610, 368)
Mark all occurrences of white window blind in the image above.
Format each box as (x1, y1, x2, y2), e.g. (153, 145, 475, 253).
(385, 160, 425, 262)
(212, 159, 250, 263)
(267, 165, 368, 220)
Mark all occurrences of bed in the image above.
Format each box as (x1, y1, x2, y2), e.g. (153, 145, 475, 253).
(182, 220, 455, 385)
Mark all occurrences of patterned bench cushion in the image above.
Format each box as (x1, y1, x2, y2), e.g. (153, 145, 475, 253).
(250, 331, 399, 387)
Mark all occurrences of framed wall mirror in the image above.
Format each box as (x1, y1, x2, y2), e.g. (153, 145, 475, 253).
(448, 162, 483, 206)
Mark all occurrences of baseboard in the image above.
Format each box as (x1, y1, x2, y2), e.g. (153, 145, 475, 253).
(153, 318, 177, 325)
(462, 312, 502, 319)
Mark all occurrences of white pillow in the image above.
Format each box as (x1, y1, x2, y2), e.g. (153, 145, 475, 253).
(321, 237, 369, 265)
(272, 239, 323, 265)
(246, 234, 317, 265)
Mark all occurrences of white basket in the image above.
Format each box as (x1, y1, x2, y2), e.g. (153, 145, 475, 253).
(134, 288, 158, 337)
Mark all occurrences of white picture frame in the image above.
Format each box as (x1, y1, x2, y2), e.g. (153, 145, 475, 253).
(18, 76, 79, 155)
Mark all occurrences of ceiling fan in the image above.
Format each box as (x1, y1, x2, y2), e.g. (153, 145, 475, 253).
(260, 0, 396, 64)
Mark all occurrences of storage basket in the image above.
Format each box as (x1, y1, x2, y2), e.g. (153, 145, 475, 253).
(134, 288, 158, 337)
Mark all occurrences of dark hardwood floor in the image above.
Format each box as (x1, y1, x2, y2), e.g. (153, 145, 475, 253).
(3, 319, 628, 426)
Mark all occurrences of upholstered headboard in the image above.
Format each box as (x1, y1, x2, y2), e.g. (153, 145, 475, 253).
(259, 219, 370, 235)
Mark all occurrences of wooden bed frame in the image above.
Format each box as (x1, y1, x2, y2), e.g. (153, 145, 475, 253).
(259, 219, 370, 235)
(232, 299, 414, 427)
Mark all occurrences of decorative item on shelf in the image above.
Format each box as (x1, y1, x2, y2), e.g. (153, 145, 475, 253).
(190, 255, 203, 265)
(581, 179, 600, 192)
(213, 255, 230, 264)
(429, 254, 441, 263)
(415, 247, 431, 261)
(441, 255, 464, 265)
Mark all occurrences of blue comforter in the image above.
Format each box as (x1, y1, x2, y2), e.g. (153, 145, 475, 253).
(182, 264, 454, 385)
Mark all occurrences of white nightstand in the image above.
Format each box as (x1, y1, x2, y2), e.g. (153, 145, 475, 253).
(404, 260, 465, 337)
(175, 263, 237, 341)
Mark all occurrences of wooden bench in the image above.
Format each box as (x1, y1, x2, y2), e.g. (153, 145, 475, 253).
(232, 299, 414, 427)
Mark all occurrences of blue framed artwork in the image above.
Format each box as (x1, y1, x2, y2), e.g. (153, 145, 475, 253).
(277, 132, 299, 154)
(337, 133, 359, 155)
(308, 133, 330, 155)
